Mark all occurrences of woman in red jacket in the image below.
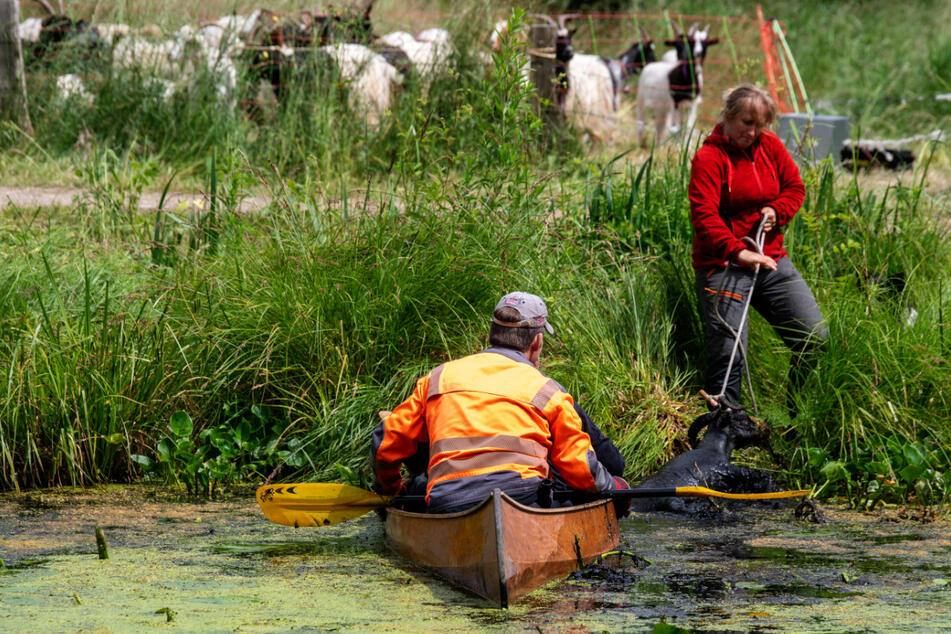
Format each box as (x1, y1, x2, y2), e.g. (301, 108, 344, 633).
(689, 84, 827, 416)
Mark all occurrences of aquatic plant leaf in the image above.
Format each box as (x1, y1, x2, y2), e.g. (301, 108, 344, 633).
(903, 443, 929, 468)
(820, 461, 848, 482)
(807, 447, 829, 467)
(168, 411, 193, 438)
(235, 420, 251, 447)
(156, 439, 175, 463)
(130, 454, 155, 470)
(914, 479, 933, 505)
(900, 464, 923, 485)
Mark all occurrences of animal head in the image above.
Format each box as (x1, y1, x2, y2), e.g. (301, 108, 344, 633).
(619, 26, 656, 75)
(665, 22, 718, 64)
(524, 14, 575, 64)
(555, 15, 576, 64)
(687, 406, 767, 451)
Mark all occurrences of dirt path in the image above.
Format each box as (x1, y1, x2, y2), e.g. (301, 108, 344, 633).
(0, 186, 270, 213)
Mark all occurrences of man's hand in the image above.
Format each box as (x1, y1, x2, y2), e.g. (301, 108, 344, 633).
(736, 248, 777, 271)
(761, 206, 777, 232)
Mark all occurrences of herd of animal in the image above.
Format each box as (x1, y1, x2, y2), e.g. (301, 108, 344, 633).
(18, 1, 719, 143)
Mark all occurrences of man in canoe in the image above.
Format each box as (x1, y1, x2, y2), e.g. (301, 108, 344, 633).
(371, 292, 628, 515)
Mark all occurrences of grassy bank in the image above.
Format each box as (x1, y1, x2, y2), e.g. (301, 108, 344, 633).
(1, 2, 949, 509)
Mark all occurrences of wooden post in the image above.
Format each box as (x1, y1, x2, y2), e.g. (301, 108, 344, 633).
(528, 21, 563, 127)
(0, 0, 33, 134)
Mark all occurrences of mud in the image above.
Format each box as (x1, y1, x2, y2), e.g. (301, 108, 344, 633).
(1, 485, 949, 632)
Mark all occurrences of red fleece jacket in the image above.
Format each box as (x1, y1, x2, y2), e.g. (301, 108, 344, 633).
(688, 125, 805, 270)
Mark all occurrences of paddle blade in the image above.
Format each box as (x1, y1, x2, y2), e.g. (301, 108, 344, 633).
(675, 486, 811, 500)
(256, 483, 390, 527)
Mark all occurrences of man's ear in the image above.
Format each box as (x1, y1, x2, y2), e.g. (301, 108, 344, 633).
(530, 332, 544, 352)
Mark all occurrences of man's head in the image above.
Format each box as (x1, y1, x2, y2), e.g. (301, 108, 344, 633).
(488, 292, 553, 363)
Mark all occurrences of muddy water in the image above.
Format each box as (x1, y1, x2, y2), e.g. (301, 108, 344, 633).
(1, 486, 949, 632)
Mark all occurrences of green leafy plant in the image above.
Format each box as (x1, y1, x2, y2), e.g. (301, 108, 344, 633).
(131, 406, 304, 497)
(806, 437, 948, 512)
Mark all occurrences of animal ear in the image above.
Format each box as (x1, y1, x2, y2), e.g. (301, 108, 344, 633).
(705, 38, 720, 45)
(664, 39, 679, 46)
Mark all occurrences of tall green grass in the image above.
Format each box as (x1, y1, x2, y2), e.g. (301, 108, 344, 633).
(1, 2, 949, 507)
(583, 139, 951, 506)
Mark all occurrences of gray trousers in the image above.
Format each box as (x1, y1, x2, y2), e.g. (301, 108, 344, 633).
(695, 257, 828, 407)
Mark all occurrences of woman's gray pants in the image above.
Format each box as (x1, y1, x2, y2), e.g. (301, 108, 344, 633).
(695, 257, 828, 408)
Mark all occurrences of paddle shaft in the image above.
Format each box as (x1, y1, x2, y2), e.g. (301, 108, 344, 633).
(255, 482, 812, 528)
(388, 486, 810, 505)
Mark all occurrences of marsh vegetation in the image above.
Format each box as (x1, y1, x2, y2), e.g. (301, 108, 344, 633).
(1, 0, 949, 512)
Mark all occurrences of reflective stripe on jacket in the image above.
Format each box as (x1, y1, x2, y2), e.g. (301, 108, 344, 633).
(370, 349, 615, 510)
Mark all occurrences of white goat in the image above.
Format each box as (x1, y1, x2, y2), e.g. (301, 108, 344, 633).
(565, 27, 655, 143)
(317, 43, 403, 126)
(636, 23, 718, 145)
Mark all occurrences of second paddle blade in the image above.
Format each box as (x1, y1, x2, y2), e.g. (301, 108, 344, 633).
(256, 483, 390, 527)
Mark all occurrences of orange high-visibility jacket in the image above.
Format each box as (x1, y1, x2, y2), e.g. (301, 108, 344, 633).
(371, 349, 615, 510)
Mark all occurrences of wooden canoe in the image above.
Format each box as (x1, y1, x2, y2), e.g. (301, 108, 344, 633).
(385, 488, 620, 607)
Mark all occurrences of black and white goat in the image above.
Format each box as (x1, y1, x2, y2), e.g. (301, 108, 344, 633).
(488, 14, 575, 89)
(565, 24, 656, 142)
(635, 22, 718, 145)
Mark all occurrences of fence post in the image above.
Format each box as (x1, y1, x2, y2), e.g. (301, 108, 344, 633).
(0, 0, 32, 134)
(528, 20, 563, 127)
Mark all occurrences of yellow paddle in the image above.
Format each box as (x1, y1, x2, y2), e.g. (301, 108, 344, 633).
(255, 482, 812, 528)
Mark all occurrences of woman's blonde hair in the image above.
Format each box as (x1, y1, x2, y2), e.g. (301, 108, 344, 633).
(718, 83, 777, 126)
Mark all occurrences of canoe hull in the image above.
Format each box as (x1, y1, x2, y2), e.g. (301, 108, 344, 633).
(385, 489, 619, 607)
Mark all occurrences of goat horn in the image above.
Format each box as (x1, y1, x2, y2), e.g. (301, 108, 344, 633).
(688, 22, 699, 36)
(557, 13, 578, 31)
(527, 13, 557, 27)
(36, 0, 56, 15)
(670, 19, 682, 37)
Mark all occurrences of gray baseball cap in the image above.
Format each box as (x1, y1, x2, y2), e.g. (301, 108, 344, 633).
(492, 292, 554, 334)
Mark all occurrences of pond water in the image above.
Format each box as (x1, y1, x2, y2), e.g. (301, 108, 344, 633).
(1, 486, 949, 632)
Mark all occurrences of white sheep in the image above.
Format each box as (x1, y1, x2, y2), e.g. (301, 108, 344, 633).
(317, 43, 403, 126)
(377, 30, 451, 89)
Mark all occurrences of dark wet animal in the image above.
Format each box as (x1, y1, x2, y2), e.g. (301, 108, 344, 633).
(629, 406, 777, 513)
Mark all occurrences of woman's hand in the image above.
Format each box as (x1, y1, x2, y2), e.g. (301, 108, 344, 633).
(761, 207, 777, 232)
(736, 249, 777, 271)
